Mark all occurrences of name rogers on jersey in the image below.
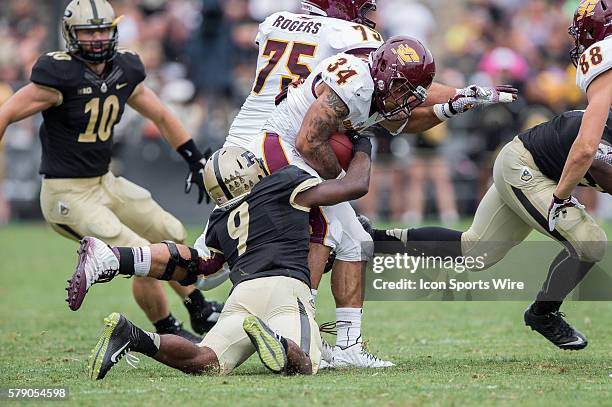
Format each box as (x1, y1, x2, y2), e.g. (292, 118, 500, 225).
(271, 14, 322, 34)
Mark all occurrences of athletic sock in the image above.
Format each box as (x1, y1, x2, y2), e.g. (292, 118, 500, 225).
(535, 250, 595, 303)
(153, 313, 178, 332)
(336, 308, 362, 348)
(184, 289, 208, 316)
(531, 300, 562, 315)
(129, 323, 160, 357)
(114, 246, 151, 277)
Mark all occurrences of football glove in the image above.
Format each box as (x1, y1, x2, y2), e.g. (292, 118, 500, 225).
(351, 135, 372, 158)
(434, 85, 518, 120)
(547, 194, 585, 232)
(177, 139, 212, 204)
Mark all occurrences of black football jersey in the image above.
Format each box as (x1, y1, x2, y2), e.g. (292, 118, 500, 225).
(518, 110, 612, 189)
(30, 49, 146, 178)
(205, 165, 319, 288)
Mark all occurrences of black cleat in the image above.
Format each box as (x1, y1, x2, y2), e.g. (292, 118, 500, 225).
(524, 307, 588, 350)
(156, 318, 202, 344)
(88, 313, 135, 380)
(190, 301, 224, 335)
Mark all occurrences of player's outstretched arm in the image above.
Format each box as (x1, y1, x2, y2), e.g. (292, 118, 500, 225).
(294, 138, 372, 209)
(128, 83, 211, 203)
(295, 83, 348, 179)
(421, 82, 456, 106)
(554, 69, 612, 199)
(0, 84, 59, 142)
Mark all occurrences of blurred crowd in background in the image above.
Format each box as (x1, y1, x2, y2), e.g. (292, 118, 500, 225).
(0, 0, 610, 226)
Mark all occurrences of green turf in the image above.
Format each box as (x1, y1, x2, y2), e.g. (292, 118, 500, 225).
(0, 222, 611, 407)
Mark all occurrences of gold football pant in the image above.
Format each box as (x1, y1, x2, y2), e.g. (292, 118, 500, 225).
(199, 276, 321, 374)
(40, 171, 186, 246)
(462, 137, 607, 268)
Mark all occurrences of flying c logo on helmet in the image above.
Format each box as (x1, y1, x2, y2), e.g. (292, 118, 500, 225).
(392, 45, 420, 65)
(576, 0, 598, 21)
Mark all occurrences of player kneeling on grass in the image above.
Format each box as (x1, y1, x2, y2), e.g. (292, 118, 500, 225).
(66, 140, 372, 379)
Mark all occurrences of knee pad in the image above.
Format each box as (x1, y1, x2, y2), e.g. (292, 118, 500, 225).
(574, 225, 607, 263)
(161, 241, 199, 283)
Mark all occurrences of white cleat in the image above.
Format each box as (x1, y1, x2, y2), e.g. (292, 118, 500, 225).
(332, 342, 395, 369)
(319, 336, 334, 369)
(66, 237, 120, 311)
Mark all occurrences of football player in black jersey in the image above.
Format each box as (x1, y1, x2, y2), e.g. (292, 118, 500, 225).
(363, 110, 611, 351)
(0, 0, 221, 341)
(64, 138, 372, 379)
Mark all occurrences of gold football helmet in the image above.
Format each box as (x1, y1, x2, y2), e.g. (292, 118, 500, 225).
(204, 147, 268, 207)
(62, 0, 121, 62)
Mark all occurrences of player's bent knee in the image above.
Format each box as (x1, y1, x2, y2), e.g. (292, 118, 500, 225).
(575, 225, 607, 263)
(86, 216, 123, 241)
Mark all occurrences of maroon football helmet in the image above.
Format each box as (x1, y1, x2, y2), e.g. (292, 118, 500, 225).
(569, 0, 612, 66)
(301, 0, 377, 28)
(370, 36, 436, 120)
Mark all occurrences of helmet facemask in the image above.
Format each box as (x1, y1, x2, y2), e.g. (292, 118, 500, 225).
(65, 24, 118, 63)
(376, 73, 428, 121)
(356, 1, 377, 29)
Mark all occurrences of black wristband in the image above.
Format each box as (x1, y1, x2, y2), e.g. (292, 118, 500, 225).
(177, 139, 204, 164)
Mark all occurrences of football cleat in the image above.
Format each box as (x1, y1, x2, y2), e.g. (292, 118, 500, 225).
(524, 307, 588, 350)
(332, 340, 395, 368)
(88, 312, 135, 380)
(190, 301, 224, 335)
(67, 237, 120, 311)
(319, 336, 334, 369)
(243, 316, 287, 374)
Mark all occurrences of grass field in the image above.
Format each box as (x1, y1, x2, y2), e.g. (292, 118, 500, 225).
(0, 222, 611, 407)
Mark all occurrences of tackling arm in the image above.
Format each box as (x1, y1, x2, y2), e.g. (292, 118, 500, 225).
(295, 83, 348, 180)
(554, 69, 612, 199)
(294, 149, 371, 209)
(0, 84, 59, 142)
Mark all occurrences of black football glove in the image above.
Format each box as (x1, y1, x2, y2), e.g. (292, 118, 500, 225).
(177, 140, 212, 204)
(351, 136, 372, 158)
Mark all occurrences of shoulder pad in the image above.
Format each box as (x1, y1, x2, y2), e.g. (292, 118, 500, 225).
(115, 49, 146, 85)
(30, 52, 80, 91)
(576, 37, 612, 92)
(327, 21, 384, 53)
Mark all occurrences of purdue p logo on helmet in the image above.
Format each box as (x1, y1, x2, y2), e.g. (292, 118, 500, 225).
(204, 147, 269, 208)
(62, 0, 122, 63)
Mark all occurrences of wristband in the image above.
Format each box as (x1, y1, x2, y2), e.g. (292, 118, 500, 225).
(433, 103, 455, 121)
(177, 139, 204, 164)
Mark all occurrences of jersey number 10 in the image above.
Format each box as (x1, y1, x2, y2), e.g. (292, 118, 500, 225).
(78, 96, 120, 143)
(253, 39, 317, 94)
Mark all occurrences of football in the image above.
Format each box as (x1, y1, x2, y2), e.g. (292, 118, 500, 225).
(329, 132, 354, 170)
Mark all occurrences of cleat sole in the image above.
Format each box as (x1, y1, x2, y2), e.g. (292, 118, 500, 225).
(88, 312, 121, 380)
(243, 316, 286, 374)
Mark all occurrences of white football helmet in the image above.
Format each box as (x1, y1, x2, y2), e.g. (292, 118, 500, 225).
(204, 147, 268, 208)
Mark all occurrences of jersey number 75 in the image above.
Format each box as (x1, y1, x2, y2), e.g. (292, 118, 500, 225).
(253, 39, 317, 94)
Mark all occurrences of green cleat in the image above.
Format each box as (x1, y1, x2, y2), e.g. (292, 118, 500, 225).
(243, 316, 287, 374)
(88, 313, 135, 380)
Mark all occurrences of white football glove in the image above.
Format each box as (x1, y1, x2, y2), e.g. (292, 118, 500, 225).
(434, 85, 518, 120)
(547, 194, 585, 232)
